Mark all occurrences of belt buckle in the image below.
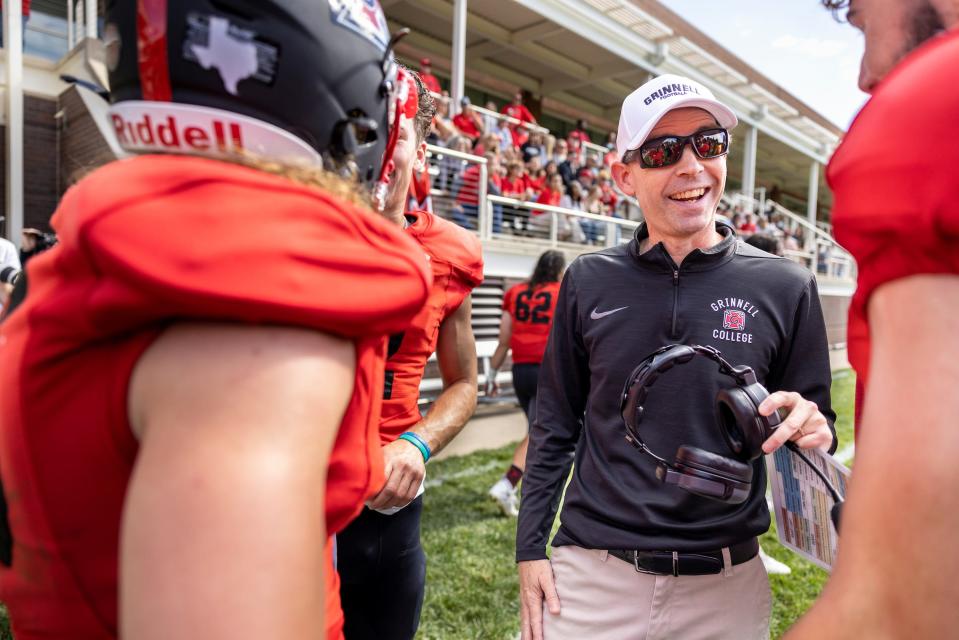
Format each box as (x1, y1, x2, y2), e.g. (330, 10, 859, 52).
(631, 550, 681, 576)
(632, 551, 660, 575)
(631, 551, 670, 576)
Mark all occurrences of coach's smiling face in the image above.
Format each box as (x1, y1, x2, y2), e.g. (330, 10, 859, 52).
(613, 107, 727, 244)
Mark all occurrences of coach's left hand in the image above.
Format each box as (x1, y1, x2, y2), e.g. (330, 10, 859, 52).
(368, 439, 427, 510)
(759, 391, 833, 454)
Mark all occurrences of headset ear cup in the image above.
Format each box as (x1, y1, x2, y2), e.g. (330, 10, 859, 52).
(716, 387, 766, 460)
(672, 446, 753, 504)
(676, 446, 753, 484)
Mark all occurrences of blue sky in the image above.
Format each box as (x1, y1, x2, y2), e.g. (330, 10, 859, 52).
(663, 1, 869, 129)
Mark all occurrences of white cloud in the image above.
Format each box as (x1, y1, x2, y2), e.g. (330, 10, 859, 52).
(772, 34, 850, 58)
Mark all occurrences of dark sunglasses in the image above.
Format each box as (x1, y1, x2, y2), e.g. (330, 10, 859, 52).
(623, 128, 729, 169)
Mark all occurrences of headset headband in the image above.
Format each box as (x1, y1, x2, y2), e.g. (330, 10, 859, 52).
(621, 344, 759, 462)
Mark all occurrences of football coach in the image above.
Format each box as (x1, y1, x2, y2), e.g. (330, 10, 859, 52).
(515, 74, 838, 640)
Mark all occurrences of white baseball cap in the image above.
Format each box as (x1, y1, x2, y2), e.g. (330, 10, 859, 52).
(616, 74, 738, 161)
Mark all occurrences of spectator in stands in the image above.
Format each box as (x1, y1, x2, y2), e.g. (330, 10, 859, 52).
(536, 174, 564, 208)
(473, 133, 501, 158)
(744, 233, 782, 256)
(739, 213, 758, 235)
(554, 139, 576, 188)
(418, 57, 442, 94)
(522, 131, 547, 164)
(568, 118, 591, 160)
(453, 151, 501, 233)
(502, 90, 537, 147)
(437, 135, 471, 192)
(603, 131, 617, 166)
(502, 161, 528, 200)
(581, 184, 605, 243)
(430, 97, 457, 145)
(452, 97, 483, 142)
(487, 250, 566, 516)
(524, 156, 547, 196)
(598, 171, 618, 211)
(481, 100, 500, 134)
(494, 117, 513, 153)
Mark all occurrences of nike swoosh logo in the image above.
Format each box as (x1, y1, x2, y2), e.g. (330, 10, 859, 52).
(590, 306, 628, 320)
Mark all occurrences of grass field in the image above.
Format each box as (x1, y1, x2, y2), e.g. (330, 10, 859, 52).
(417, 370, 856, 639)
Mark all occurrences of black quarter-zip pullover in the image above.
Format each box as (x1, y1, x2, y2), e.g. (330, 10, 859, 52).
(516, 222, 837, 561)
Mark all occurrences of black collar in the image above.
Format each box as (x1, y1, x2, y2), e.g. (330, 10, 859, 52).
(628, 221, 738, 273)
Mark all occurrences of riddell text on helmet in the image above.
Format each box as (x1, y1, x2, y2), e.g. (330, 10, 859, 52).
(111, 113, 245, 154)
(106, 102, 322, 164)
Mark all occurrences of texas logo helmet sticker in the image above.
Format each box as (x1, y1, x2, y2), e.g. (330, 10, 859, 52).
(329, 0, 390, 52)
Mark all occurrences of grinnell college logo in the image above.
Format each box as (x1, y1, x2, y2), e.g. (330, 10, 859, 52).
(723, 310, 746, 331)
(710, 297, 759, 344)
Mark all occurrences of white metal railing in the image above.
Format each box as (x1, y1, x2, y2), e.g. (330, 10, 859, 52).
(487, 194, 638, 248)
(431, 91, 550, 136)
(424, 143, 638, 250)
(723, 192, 855, 282)
(6, 0, 98, 62)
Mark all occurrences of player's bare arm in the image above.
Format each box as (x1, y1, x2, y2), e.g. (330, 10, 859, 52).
(368, 298, 478, 510)
(786, 274, 959, 638)
(123, 323, 352, 639)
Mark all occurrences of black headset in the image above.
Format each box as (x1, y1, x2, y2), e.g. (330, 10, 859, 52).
(620, 344, 783, 505)
(621, 343, 845, 528)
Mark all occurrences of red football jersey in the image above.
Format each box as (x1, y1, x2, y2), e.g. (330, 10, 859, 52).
(379, 211, 484, 442)
(0, 156, 431, 640)
(828, 29, 959, 435)
(503, 281, 562, 364)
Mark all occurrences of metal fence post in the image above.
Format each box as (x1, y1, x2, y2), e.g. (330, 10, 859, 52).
(477, 162, 489, 240)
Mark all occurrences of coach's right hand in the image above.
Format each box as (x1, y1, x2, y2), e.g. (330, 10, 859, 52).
(518, 559, 561, 640)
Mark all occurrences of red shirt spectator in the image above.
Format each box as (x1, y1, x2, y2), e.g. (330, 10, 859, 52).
(599, 181, 618, 210)
(418, 58, 441, 95)
(739, 215, 758, 234)
(524, 173, 546, 195)
(568, 119, 591, 155)
(536, 187, 562, 208)
(501, 91, 536, 147)
(501, 167, 526, 198)
(453, 98, 483, 140)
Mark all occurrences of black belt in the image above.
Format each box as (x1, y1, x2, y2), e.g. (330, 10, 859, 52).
(607, 538, 759, 576)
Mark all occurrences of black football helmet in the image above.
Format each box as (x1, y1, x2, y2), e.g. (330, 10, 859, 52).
(105, 0, 399, 183)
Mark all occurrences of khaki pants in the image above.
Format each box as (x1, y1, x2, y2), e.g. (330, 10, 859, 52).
(544, 545, 771, 640)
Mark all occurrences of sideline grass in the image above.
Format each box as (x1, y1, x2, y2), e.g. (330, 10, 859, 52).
(418, 371, 856, 639)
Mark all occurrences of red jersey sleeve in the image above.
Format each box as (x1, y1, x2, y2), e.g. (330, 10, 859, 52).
(502, 284, 516, 312)
(828, 31, 959, 390)
(54, 155, 432, 340)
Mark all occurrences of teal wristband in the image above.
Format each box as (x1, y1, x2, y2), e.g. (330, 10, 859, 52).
(398, 432, 431, 463)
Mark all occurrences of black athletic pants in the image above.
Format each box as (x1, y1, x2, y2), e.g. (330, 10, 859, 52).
(337, 495, 426, 640)
(512, 363, 541, 425)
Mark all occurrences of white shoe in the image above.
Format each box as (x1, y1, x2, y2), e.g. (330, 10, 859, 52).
(489, 477, 519, 517)
(759, 547, 791, 575)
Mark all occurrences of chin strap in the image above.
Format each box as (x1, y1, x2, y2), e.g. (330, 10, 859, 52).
(373, 67, 418, 211)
